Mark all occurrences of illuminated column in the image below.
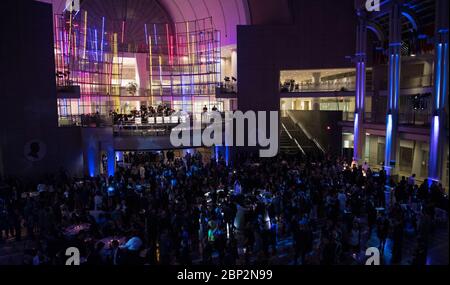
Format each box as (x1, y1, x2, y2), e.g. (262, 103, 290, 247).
(148, 36, 154, 106)
(115, 151, 124, 163)
(112, 33, 120, 108)
(428, 0, 449, 184)
(106, 145, 115, 177)
(353, 10, 367, 162)
(384, 1, 402, 177)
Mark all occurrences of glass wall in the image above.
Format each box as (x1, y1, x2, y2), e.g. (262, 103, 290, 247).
(362, 134, 430, 180)
(55, 11, 222, 126)
(280, 68, 372, 93)
(280, 97, 371, 113)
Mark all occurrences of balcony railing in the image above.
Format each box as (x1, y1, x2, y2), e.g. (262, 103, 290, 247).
(379, 75, 433, 90)
(58, 115, 113, 127)
(58, 112, 229, 137)
(280, 82, 356, 93)
(216, 82, 237, 95)
(120, 86, 219, 97)
(113, 112, 229, 137)
(342, 112, 432, 126)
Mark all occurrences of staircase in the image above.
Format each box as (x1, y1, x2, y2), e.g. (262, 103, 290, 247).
(280, 124, 299, 154)
(280, 116, 322, 156)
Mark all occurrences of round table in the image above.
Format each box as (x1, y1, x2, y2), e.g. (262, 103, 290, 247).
(64, 223, 91, 236)
(98, 236, 127, 249)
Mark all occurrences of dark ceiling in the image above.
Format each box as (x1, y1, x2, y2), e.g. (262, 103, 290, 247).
(371, 0, 436, 37)
(78, 0, 172, 45)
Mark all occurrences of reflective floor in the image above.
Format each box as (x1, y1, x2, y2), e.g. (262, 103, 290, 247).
(0, 219, 448, 265)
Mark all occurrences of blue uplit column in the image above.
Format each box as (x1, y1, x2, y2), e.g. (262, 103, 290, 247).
(353, 10, 367, 162)
(215, 146, 219, 162)
(384, 1, 402, 177)
(428, 0, 449, 184)
(107, 146, 115, 177)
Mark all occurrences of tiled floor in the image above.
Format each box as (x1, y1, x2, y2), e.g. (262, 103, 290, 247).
(1, 223, 448, 265)
(365, 226, 449, 265)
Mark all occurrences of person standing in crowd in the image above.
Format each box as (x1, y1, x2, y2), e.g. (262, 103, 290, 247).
(0, 151, 446, 266)
(408, 174, 416, 187)
(377, 213, 390, 254)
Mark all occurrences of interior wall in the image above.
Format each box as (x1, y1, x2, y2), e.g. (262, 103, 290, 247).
(247, 0, 293, 25)
(0, 0, 83, 179)
(288, 110, 343, 155)
(237, 0, 357, 113)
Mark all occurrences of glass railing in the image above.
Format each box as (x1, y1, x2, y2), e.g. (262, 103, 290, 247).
(119, 86, 219, 97)
(398, 112, 433, 126)
(342, 112, 432, 126)
(279, 75, 432, 93)
(112, 112, 228, 137)
(342, 112, 355, 122)
(58, 112, 229, 135)
(379, 75, 433, 90)
(404, 75, 433, 88)
(280, 82, 356, 93)
(216, 82, 237, 95)
(58, 115, 113, 127)
(58, 116, 82, 127)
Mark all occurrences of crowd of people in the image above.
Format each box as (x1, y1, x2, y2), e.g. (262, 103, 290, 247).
(0, 151, 447, 265)
(110, 104, 221, 126)
(76, 104, 222, 127)
(111, 104, 177, 125)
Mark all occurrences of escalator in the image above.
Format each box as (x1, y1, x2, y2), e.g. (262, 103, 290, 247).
(280, 116, 323, 156)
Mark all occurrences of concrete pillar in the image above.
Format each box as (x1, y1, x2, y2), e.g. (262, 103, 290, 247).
(411, 141, 423, 178)
(82, 128, 114, 177)
(231, 49, 238, 79)
(312, 72, 321, 88)
(353, 9, 367, 162)
(428, 0, 449, 185)
(83, 139, 99, 177)
(384, 1, 402, 177)
(221, 58, 226, 79)
(368, 135, 378, 165)
(311, 73, 321, 111)
(312, 98, 321, 111)
(106, 144, 115, 177)
(364, 134, 370, 162)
